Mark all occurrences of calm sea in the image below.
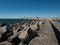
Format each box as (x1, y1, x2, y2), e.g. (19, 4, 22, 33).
(53, 20, 60, 23)
(0, 19, 32, 24)
(57, 20, 60, 23)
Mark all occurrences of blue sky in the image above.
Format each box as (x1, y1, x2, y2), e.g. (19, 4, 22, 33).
(0, 0, 60, 18)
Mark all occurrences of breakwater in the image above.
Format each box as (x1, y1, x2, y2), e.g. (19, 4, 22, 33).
(0, 19, 60, 45)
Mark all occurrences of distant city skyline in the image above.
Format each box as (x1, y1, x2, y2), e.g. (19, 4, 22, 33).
(0, 0, 60, 18)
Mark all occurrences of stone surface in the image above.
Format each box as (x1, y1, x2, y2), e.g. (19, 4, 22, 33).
(0, 41, 12, 45)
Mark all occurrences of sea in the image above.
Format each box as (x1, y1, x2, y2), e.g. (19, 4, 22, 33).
(0, 19, 32, 24)
(53, 20, 60, 23)
(57, 20, 60, 23)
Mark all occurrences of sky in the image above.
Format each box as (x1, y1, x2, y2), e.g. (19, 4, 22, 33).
(0, 0, 60, 18)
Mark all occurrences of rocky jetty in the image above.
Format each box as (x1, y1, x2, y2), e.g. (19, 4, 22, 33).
(0, 19, 59, 45)
(0, 20, 41, 45)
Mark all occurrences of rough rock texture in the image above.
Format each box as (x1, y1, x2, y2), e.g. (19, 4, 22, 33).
(28, 37, 41, 45)
(0, 20, 59, 45)
(0, 41, 12, 45)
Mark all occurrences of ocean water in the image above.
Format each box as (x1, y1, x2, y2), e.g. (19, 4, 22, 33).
(0, 19, 32, 24)
(57, 20, 60, 23)
(54, 20, 60, 23)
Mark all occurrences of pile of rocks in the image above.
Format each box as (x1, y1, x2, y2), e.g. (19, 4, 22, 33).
(0, 20, 43, 45)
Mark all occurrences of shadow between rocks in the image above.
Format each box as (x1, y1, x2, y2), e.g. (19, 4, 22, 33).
(23, 28, 39, 45)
